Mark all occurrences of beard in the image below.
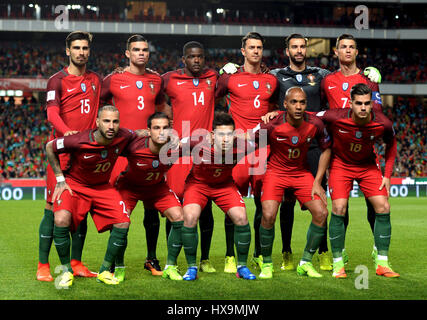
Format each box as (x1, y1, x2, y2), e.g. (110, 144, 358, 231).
(70, 56, 88, 67)
(289, 54, 305, 67)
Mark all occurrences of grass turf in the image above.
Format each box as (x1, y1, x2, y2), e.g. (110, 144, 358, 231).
(0, 197, 426, 300)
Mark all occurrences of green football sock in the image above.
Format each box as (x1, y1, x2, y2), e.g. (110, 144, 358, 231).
(253, 196, 262, 257)
(53, 225, 72, 272)
(99, 227, 128, 274)
(181, 226, 198, 267)
(199, 204, 214, 261)
(374, 213, 391, 257)
(259, 225, 275, 263)
(224, 216, 235, 257)
(70, 215, 87, 262)
(301, 222, 326, 262)
(167, 221, 183, 266)
(234, 223, 251, 266)
(329, 213, 346, 259)
(38, 209, 54, 264)
(143, 208, 160, 259)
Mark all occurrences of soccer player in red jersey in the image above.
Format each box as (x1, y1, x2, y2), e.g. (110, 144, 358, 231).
(181, 112, 256, 281)
(254, 87, 331, 279)
(114, 112, 184, 281)
(45, 105, 138, 287)
(37, 31, 100, 281)
(316, 83, 399, 278)
(162, 41, 219, 273)
(321, 34, 381, 263)
(101, 34, 167, 276)
(216, 32, 278, 269)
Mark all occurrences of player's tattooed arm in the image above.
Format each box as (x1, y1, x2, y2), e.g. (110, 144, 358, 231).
(46, 141, 73, 202)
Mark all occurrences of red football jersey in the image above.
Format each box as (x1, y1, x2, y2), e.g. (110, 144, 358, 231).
(254, 111, 331, 173)
(101, 70, 164, 130)
(46, 67, 101, 139)
(119, 136, 178, 187)
(51, 128, 137, 185)
(316, 108, 397, 178)
(162, 68, 218, 138)
(216, 67, 278, 131)
(187, 139, 247, 186)
(321, 70, 382, 109)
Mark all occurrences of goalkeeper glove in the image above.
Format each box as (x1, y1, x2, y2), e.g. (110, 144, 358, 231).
(363, 66, 382, 83)
(219, 62, 239, 75)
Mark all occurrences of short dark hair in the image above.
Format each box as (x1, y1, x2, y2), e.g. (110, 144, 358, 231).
(212, 112, 235, 130)
(350, 83, 372, 100)
(98, 105, 119, 118)
(147, 112, 170, 128)
(336, 33, 357, 49)
(241, 32, 265, 48)
(285, 33, 307, 48)
(183, 41, 204, 56)
(126, 34, 148, 50)
(65, 31, 93, 49)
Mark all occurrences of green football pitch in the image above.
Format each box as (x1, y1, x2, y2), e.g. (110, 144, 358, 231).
(0, 197, 426, 301)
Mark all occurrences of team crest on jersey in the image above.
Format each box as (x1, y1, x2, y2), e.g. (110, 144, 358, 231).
(265, 82, 272, 93)
(81, 83, 86, 92)
(291, 136, 299, 144)
(307, 74, 316, 86)
(306, 136, 312, 143)
(149, 82, 155, 94)
(355, 131, 362, 139)
(206, 79, 212, 90)
(296, 74, 303, 83)
(342, 82, 349, 91)
(193, 79, 199, 87)
(253, 80, 259, 89)
(101, 150, 108, 159)
(152, 160, 159, 168)
(136, 81, 143, 89)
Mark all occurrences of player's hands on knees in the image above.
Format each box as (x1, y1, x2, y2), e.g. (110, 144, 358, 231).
(64, 130, 79, 136)
(52, 181, 73, 204)
(261, 111, 279, 124)
(364, 66, 382, 83)
(311, 181, 327, 207)
(379, 177, 391, 198)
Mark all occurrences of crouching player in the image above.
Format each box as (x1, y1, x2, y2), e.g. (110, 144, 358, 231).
(181, 112, 256, 281)
(254, 87, 331, 279)
(45, 105, 137, 287)
(113, 112, 184, 281)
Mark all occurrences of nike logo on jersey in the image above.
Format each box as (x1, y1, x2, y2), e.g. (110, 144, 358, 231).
(237, 83, 247, 87)
(120, 85, 130, 89)
(177, 81, 186, 85)
(338, 129, 349, 134)
(67, 88, 76, 92)
(136, 162, 148, 166)
(276, 137, 288, 141)
(83, 155, 95, 159)
(328, 86, 336, 90)
(282, 77, 292, 82)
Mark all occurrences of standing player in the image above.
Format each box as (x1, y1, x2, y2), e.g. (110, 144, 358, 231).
(114, 112, 184, 281)
(162, 41, 219, 273)
(216, 32, 278, 269)
(45, 105, 137, 287)
(37, 31, 99, 281)
(270, 34, 332, 271)
(101, 34, 166, 276)
(254, 87, 331, 279)
(321, 33, 382, 262)
(181, 112, 256, 281)
(316, 83, 399, 278)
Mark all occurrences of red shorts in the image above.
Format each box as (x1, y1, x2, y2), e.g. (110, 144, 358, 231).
(328, 162, 387, 200)
(109, 156, 128, 186)
(46, 153, 70, 204)
(261, 169, 319, 207)
(183, 180, 245, 213)
(232, 146, 268, 197)
(166, 156, 193, 200)
(116, 179, 181, 215)
(53, 179, 130, 233)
